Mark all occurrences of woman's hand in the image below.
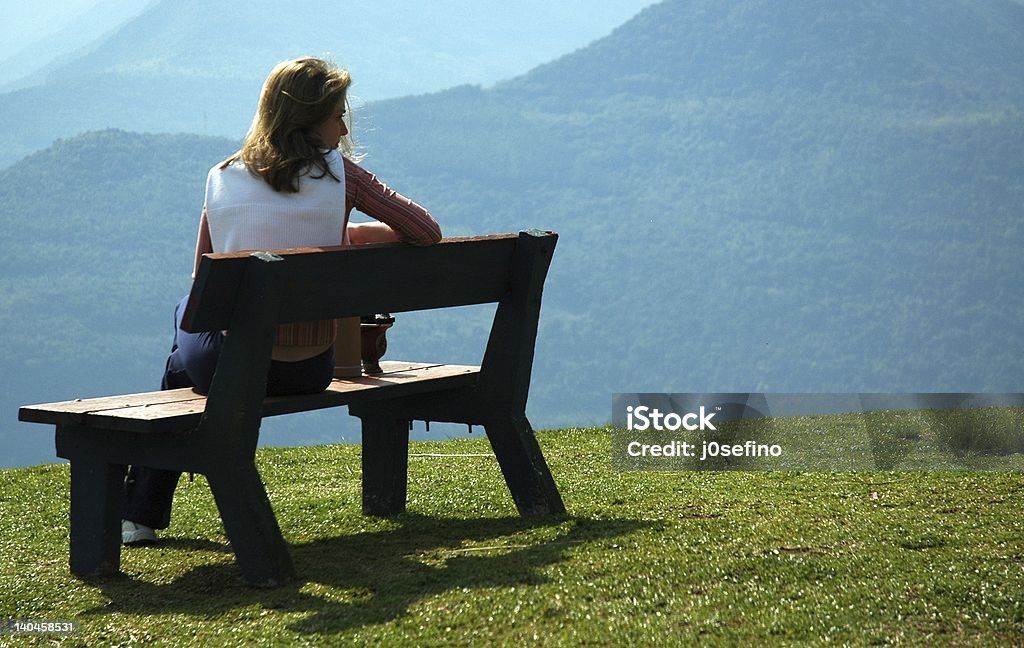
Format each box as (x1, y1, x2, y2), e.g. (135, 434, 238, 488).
(347, 221, 401, 245)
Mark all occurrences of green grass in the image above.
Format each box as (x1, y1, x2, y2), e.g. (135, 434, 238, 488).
(1, 424, 1023, 646)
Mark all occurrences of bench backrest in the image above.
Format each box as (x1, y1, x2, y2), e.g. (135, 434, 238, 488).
(181, 230, 557, 450)
(183, 233, 546, 329)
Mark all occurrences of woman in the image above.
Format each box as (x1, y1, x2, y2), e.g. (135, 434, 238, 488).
(122, 57, 442, 545)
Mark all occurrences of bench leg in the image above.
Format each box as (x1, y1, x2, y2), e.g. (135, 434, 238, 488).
(207, 465, 295, 587)
(359, 413, 409, 516)
(68, 459, 126, 577)
(484, 415, 566, 516)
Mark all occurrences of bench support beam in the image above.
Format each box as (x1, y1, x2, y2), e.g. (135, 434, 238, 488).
(351, 396, 566, 517)
(207, 465, 296, 586)
(359, 413, 411, 516)
(68, 456, 126, 577)
(484, 415, 566, 516)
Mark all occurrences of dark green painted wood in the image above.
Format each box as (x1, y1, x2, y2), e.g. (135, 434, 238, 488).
(67, 455, 126, 577)
(194, 252, 296, 584)
(349, 231, 566, 517)
(477, 230, 557, 411)
(57, 425, 208, 473)
(208, 464, 296, 586)
(183, 234, 519, 333)
(195, 251, 284, 459)
(482, 414, 567, 516)
(360, 413, 411, 517)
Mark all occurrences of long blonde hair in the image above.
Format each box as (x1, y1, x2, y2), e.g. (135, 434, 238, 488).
(224, 57, 355, 193)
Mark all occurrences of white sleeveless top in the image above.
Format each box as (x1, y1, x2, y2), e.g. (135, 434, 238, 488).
(204, 149, 348, 253)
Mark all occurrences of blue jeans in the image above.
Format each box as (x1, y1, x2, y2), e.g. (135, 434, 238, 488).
(123, 295, 334, 529)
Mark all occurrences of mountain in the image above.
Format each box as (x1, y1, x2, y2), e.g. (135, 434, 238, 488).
(2, 0, 1023, 467)
(517, 0, 1024, 105)
(0, 0, 152, 91)
(0, 0, 124, 62)
(0, 0, 654, 168)
(363, 0, 1024, 411)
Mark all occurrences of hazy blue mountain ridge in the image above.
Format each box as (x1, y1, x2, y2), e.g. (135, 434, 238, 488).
(357, 0, 1024, 411)
(0, 0, 153, 91)
(512, 0, 1024, 106)
(0, 1, 654, 167)
(1, 0, 1022, 467)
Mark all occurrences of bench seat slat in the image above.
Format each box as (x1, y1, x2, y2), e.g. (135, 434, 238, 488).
(18, 361, 479, 434)
(262, 362, 478, 417)
(17, 389, 205, 418)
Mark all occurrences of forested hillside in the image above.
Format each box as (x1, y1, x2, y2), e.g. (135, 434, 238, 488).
(362, 0, 1024, 406)
(2, 0, 1022, 467)
(0, 132, 239, 468)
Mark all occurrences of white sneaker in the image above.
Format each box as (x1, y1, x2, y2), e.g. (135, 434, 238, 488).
(122, 520, 157, 545)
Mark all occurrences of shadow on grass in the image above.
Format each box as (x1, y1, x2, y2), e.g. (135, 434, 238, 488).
(82, 514, 651, 636)
(152, 537, 233, 553)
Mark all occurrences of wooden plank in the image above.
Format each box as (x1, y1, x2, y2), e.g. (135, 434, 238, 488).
(98, 364, 477, 423)
(261, 364, 479, 417)
(18, 389, 204, 425)
(17, 363, 445, 423)
(19, 362, 437, 422)
(183, 234, 530, 333)
(98, 398, 209, 423)
(21, 362, 480, 433)
(198, 234, 518, 265)
(375, 361, 445, 373)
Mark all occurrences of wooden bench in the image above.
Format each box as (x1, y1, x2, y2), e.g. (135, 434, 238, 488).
(18, 230, 566, 587)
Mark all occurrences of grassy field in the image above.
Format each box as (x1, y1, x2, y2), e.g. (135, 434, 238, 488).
(1, 423, 1022, 646)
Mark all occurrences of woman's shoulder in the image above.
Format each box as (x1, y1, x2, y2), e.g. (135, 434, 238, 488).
(207, 154, 246, 179)
(205, 156, 267, 201)
(339, 154, 372, 181)
(311, 147, 349, 179)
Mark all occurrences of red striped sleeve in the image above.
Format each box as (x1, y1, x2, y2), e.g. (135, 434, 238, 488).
(344, 158, 442, 245)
